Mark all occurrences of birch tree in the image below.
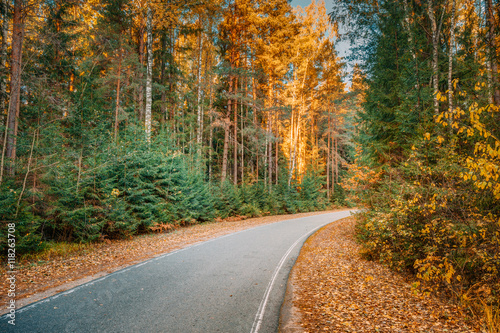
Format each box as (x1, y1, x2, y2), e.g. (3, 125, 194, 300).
(447, 0, 456, 118)
(145, 5, 152, 143)
(427, 0, 440, 114)
(196, 16, 204, 149)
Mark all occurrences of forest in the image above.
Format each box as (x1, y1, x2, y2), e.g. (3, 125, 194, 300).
(0, 0, 499, 330)
(0, 0, 351, 253)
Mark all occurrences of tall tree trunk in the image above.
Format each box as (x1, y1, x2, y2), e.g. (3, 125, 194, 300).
(331, 129, 334, 194)
(0, 0, 8, 184)
(233, 76, 238, 185)
(289, 106, 300, 187)
(137, 23, 145, 121)
(208, 77, 214, 181)
(160, 30, 167, 128)
(114, 50, 122, 142)
(6, 0, 25, 176)
(288, 104, 294, 176)
(403, 0, 421, 112)
(241, 92, 244, 184)
(145, 7, 152, 143)
(169, 27, 176, 131)
(326, 113, 330, 200)
(288, 76, 297, 186)
(252, 76, 259, 182)
(1, 0, 8, 113)
(267, 111, 272, 188)
(486, 0, 500, 105)
(222, 76, 232, 183)
(334, 135, 338, 184)
(196, 20, 204, 148)
(274, 85, 279, 186)
(275, 128, 278, 185)
(221, 121, 230, 183)
(487, 53, 494, 104)
(427, 0, 439, 114)
(447, 0, 456, 120)
(267, 80, 273, 189)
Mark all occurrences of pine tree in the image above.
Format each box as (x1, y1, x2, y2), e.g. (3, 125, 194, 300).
(3, 0, 25, 177)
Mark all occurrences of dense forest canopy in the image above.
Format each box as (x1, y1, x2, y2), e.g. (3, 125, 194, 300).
(0, 0, 353, 252)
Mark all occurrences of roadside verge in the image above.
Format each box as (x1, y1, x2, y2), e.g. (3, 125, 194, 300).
(279, 216, 479, 333)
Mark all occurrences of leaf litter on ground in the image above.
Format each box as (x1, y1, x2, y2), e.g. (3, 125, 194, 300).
(284, 216, 481, 333)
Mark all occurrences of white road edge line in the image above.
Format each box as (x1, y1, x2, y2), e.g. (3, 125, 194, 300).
(1, 210, 354, 323)
(0, 215, 314, 320)
(250, 222, 331, 333)
(0, 231, 239, 320)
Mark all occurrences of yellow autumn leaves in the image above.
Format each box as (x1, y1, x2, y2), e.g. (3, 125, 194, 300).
(434, 83, 500, 200)
(435, 91, 448, 102)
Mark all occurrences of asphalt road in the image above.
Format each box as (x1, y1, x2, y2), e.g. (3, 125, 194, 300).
(1, 210, 353, 333)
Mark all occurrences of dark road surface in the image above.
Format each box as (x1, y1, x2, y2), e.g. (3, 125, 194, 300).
(1, 210, 353, 333)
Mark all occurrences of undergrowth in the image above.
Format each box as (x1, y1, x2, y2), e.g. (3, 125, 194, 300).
(347, 100, 500, 332)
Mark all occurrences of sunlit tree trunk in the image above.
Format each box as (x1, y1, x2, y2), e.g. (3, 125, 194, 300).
(252, 76, 259, 181)
(137, 22, 145, 121)
(267, 83, 273, 189)
(222, 76, 232, 183)
(274, 91, 278, 185)
(145, 6, 152, 143)
(160, 31, 167, 128)
(289, 105, 300, 185)
(334, 135, 338, 184)
(1, 0, 8, 114)
(241, 88, 244, 183)
(447, 0, 456, 120)
(330, 131, 334, 194)
(275, 129, 278, 185)
(196, 19, 204, 149)
(427, 0, 439, 114)
(288, 106, 294, 176)
(169, 27, 176, 132)
(0, 0, 8, 184)
(208, 76, 214, 180)
(288, 73, 297, 186)
(289, 108, 299, 186)
(5, 0, 25, 176)
(221, 120, 230, 182)
(326, 113, 330, 200)
(233, 76, 238, 185)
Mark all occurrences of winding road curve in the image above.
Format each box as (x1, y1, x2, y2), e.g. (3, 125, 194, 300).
(1, 210, 353, 333)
